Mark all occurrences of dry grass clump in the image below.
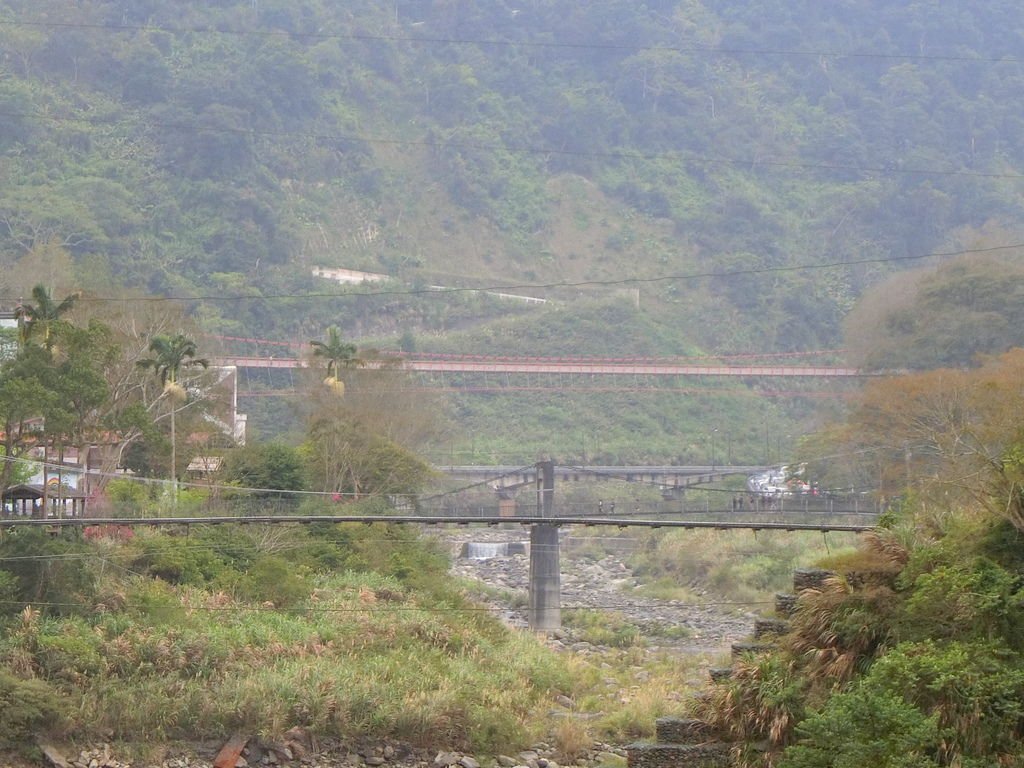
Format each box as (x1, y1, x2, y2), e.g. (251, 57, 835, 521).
(693, 654, 803, 755)
(552, 718, 594, 763)
(784, 574, 899, 689)
(781, 530, 907, 688)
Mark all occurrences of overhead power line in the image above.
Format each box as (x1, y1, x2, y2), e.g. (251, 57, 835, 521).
(0, 18, 1019, 64)
(3, 241, 1017, 306)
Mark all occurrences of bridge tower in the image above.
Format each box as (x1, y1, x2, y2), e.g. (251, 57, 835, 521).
(529, 460, 561, 631)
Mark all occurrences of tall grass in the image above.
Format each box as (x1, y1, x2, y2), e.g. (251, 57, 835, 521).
(0, 523, 728, 753)
(0, 564, 585, 752)
(629, 529, 860, 603)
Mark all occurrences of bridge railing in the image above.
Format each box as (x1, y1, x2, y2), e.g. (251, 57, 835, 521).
(15, 495, 879, 529)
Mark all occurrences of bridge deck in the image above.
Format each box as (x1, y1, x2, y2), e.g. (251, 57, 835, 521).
(212, 356, 865, 378)
(12, 514, 876, 533)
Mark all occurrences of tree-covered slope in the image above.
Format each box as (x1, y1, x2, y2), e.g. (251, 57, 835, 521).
(3, 1, 1024, 448)
(3, 0, 1024, 343)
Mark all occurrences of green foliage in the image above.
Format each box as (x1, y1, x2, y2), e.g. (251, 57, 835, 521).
(846, 252, 1024, 371)
(130, 532, 233, 586)
(3, 0, 1023, 387)
(305, 522, 451, 593)
(125, 578, 186, 625)
(104, 478, 151, 505)
(303, 416, 434, 497)
(15, 0, 1022, 456)
(0, 536, 581, 752)
(777, 636, 1024, 766)
(978, 516, 1024, 572)
(780, 688, 941, 768)
(863, 640, 1024, 760)
(696, 500, 1024, 765)
(563, 609, 642, 648)
(0, 529, 97, 616)
(696, 653, 806, 748)
(234, 555, 310, 608)
(897, 557, 1024, 646)
(0, 571, 20, 609)
(34, 617, 106, 682)
(0, 670, 62, 745)
(222, 442, 306, 496)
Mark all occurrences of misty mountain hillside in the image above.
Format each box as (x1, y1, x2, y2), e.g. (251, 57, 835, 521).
(2, 0, 1023, 454)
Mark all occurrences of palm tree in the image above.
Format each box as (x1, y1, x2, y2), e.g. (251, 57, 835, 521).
(309, 326, 364, 395)
(14, 284, 80, 349)
(137, 333, 209, 494)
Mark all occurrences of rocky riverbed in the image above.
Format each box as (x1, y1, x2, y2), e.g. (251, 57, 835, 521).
(30, 736, 629, 768)
(442, 528, 754, 656)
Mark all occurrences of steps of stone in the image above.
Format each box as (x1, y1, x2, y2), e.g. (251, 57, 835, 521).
(792, 567, 835, 592)
(774, 592, 797, 617)
(654, 717, 713, 744)
(708, 667, 733, 683)
(730, 641, 775, 661)
(753, 618, 790, 639)
(626, 741, 732, 768)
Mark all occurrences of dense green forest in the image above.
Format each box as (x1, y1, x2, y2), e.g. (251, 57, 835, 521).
(2, 0, 1023, 453)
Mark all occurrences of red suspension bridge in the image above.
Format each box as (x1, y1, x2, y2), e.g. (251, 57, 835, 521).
(206, 335, 870, 396)
(212, 353, 865, 378)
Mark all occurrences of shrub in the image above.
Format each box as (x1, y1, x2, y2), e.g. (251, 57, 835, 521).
(0, 570, 21, 610)
(130, 532, 235, 586)
(786, 574, 900, 688)
(780, 687, 940, 768)
(306, 523, 451, 592)
(696, 653, 806, 749)
(104, 478, 153, 514)
(35, 625, 107, 683)
(0, 529, 97, 616)
(221, 442, 306, 496)
(125, 578, 186, 625)
(860, 639, 1024, 762)
(0, 671, 62, 744)
(897, 557, 1024, 647)
(235, 555, 310, 608)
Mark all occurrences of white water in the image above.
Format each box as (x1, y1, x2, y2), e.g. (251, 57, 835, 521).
(460, 541, 527, 559)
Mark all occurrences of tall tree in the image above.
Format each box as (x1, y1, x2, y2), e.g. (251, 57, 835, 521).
(811, 349, 1024, 531)
(0, 345, 55, 498)
(136, 333, 208, 492)
(14, 284, 79, 349)
(309, 326, 363, 395)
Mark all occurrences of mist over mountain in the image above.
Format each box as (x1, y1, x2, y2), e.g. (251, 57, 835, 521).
(2, 0, 1022, 454)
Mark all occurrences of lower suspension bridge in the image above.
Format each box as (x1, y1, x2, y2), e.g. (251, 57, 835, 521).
(18, 462, 879, 631)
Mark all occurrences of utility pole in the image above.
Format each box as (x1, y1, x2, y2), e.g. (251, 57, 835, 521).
(529, 460, 561, 631)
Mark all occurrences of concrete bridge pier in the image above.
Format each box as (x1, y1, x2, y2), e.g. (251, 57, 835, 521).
(529, 524, 561, 631)
(529, 461, 561, 631)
